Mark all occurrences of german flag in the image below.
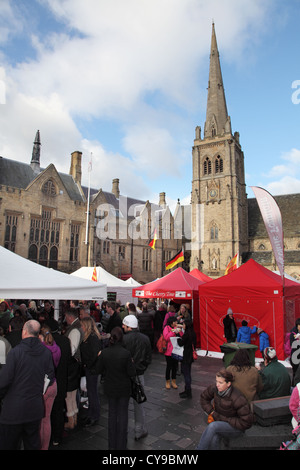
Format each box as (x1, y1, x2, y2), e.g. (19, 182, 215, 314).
(225, 252, 239, 275)
(92, 266, 97, 282)
(165, 249, 184, 270)
(148, 228, 158, 250)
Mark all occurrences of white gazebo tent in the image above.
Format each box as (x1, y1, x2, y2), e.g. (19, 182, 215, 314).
(0, 247, 107, 319)
(71, 266, 137, 305)
(124, 277, 142, 287)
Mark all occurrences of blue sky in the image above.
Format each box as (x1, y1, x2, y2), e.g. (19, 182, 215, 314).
(0, 0, 300, 212)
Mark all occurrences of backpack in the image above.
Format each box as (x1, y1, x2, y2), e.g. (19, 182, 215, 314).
(156, 334, 167, 354)
(279, 423, 300, 450)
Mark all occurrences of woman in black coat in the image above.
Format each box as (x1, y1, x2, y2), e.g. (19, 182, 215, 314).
(177, 319, 197, 398)
(95, 327, 136, 450)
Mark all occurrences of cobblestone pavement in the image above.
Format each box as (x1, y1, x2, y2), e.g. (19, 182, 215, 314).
(51, 351, 223, 451)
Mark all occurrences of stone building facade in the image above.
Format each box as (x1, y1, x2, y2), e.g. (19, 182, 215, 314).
(0, 131, 180, 283)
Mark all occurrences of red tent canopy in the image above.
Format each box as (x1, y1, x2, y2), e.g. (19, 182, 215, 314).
(189, 269, 212, 282)
(132, 267, 206, 345)
(198, 259, 300, 360)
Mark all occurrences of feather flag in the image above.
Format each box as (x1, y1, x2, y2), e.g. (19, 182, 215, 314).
(251, 186, 284, 281)
(148, 228, 158, 250)
(92, 266, 97, 282)
(225, 252, 239, 275)
(165, 249, 184, 270)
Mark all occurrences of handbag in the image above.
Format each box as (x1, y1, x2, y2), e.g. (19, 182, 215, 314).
(131, 375, 147, 404)
(156, 334, 167, 353)
(192, 345, 198, 360)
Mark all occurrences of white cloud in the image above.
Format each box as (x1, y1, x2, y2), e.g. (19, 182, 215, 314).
(0, 0, 277, 203)
(266, 176, 300, 196)
(263, 148, 300, 195)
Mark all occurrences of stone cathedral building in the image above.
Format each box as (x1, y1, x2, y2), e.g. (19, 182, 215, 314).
(190, 23, 300, 280)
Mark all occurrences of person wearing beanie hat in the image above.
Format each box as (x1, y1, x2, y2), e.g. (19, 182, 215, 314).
(122, 315, 152, 441)
(257, 346, 291, 400)
(223, 308, 237, 343)
(123, 315, 138, 329)
(256, 327, 270, 358)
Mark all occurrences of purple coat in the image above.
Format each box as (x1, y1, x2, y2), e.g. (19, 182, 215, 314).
(44, 341, 61, 369)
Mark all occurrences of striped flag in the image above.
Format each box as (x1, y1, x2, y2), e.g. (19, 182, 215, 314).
(148, 228, 158, 250)
(165, 249, 184, 270)
(92, 266, 97, 282)
(225, 252, 239, 275)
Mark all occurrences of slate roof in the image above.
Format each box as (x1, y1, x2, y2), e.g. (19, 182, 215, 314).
(248, 194, 300, 239)
(0, 157, 84, 202)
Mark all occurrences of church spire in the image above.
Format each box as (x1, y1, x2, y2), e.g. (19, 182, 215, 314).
(31, 130, 41, 174)
(204, 23, 231, 138)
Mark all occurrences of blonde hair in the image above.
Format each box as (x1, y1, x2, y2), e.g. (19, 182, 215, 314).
(81, 316, 101, 341)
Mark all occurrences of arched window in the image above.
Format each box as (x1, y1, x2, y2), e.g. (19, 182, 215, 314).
(215, 155, 223, 173)
(49, 246, 58, 269)
(204, 157, 212, 175)
(39, 245, 48, 266)
(210, 223, 219, 240)
(28, 244, 38, 263)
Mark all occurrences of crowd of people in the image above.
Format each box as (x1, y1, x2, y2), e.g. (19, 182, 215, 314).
(0, 297, 195, 450)
(195, 308, 297, 450)
(0, 297, 298, 451)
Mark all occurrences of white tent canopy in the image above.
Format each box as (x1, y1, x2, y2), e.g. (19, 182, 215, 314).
(71, 266, 137, 305)
(0, 246, 107, 301)
(124, 277, 141, 287)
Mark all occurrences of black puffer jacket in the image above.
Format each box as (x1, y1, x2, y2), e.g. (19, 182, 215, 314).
(201, 384, 253, 431)
(122, 330, 152, 375)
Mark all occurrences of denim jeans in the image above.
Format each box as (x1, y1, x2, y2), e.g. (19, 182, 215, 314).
(196, 420, 244, 450)
(181, 362, 192, 390)
(85, 368, 100, 421)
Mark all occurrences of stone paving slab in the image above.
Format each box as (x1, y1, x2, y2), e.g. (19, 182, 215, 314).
(50, 352, 221, 451)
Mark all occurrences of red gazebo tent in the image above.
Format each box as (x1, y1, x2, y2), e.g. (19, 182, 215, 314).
(132, 267, 206, 345)
(189, 269, 212, 282)
(198, 259, 300, 360)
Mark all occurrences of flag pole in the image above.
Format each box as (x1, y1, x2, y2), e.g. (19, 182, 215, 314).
(85, 152, 92, 245)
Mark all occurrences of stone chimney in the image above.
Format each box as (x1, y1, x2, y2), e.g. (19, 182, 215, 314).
(159, 192, 166, 207)
(112, 178, 120, 198)
(69, 151, 82, 184)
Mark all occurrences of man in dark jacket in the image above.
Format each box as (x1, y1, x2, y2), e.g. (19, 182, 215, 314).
(0, 320, 54, 450)
(122, 315, 152, 441)
(105, 301, 122, 333)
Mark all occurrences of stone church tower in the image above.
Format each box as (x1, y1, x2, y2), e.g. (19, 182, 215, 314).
(190, 24, 248, 276)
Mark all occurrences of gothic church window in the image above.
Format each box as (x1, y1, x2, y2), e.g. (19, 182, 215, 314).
(4, 213, 18, 252)
(203, 157, 212, 175)
(42, 179, 56, 197)
(29, 210, 60, 267)
(143, 248, 152, 272)
(210, 222, 219, 240)
(215, 155, 223, 173)
(70, 224, 80, 262)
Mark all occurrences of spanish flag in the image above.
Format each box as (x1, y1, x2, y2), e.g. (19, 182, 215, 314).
(165, 249, 184, 270)
(148, 228, 158, 250)
(92, 266, 97, 282)
(225, 252, 239, 275)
